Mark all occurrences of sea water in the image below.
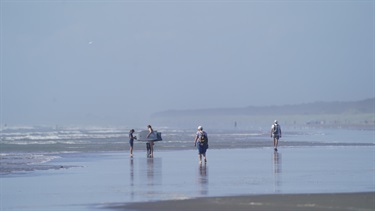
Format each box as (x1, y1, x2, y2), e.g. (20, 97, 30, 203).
(0, 126, 374, 210)
(0, 126, 373, 175)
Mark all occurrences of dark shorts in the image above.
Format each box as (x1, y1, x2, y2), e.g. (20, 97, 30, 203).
(273, 135, 280, 139)
(129, 139, 134, 147)
(197, 143, 208, 154)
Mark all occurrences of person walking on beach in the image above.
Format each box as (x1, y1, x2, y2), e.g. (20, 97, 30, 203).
(129, 129, 136, 157)
(270, 120, 282, 151)
(194, 126, 208, 164)
(146, 125, 155, 157)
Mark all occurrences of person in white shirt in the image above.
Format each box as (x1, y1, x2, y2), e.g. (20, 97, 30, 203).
(194, 126, 208, 164)
(270, 120, 282, 151)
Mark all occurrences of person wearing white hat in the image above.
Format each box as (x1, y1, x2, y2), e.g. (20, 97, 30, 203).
(194, 126, 208, 164)
(270, 120, 282, 151)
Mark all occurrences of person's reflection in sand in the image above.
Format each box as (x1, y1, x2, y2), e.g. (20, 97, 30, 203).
(197, 164, 209, 195)
(145, 157, 162, 195)
(147, 158, 153, 183)
(130, 158, 135, 200)
(273, 151, 282, 193)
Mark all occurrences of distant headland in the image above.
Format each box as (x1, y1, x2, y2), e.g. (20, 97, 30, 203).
(151, 98, 374, 129)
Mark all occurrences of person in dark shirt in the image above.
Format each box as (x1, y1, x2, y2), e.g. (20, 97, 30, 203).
(129, 129, 136, 157)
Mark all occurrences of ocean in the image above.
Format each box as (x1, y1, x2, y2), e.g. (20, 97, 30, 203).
(1, 125, 374, 210)
(0, 125, 373, 175)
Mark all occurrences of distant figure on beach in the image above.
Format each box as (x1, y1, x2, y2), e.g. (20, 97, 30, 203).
(129, 129, 136, 157)
(270, 120, 282, 151)
(146, 125, 155, 157)
(194, 126, 208, 164)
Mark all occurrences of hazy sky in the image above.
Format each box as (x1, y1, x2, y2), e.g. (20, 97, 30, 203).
(1, 0, 374, 126)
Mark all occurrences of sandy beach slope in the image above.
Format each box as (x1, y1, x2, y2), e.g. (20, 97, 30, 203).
(108, 192, 375, 211)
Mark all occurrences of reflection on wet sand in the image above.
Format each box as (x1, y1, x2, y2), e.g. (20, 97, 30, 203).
(130, 158, 135, 200)
(128, 157, 163, 199)
(273, 152, 282, 193)
(144, 158, 162, 195)
(197, 164, 209, 195)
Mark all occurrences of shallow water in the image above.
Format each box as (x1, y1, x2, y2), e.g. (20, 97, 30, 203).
(1, 145, 374, 210)
(1, 126, 373, 175)
(1, 127, 374, 210)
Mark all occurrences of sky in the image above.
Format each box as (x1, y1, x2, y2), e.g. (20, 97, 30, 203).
(1, 0, 374, 126)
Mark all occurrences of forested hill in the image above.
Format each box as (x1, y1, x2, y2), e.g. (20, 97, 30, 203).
(153, 98, 374, 118)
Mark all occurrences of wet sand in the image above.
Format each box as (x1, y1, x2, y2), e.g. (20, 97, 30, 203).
(109, 192, 375, 211)
(1, 147, 374, 210)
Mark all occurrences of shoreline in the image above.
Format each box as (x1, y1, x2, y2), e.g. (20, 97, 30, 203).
(2, 143, 374, 176)
(1, 147, 374, 210)
(106, 192, 375, 211)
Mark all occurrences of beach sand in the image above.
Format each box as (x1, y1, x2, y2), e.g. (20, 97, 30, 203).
(1, 147, 374, 210)
(108, 192, 375, 211)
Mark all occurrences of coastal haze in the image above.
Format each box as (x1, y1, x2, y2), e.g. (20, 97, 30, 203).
(1, 2, 374, 210)
(2, 1, 374, 127)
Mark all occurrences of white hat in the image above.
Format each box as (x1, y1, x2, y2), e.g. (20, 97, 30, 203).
(274, 120, 278, 124)
(198, 126, 203, 130)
